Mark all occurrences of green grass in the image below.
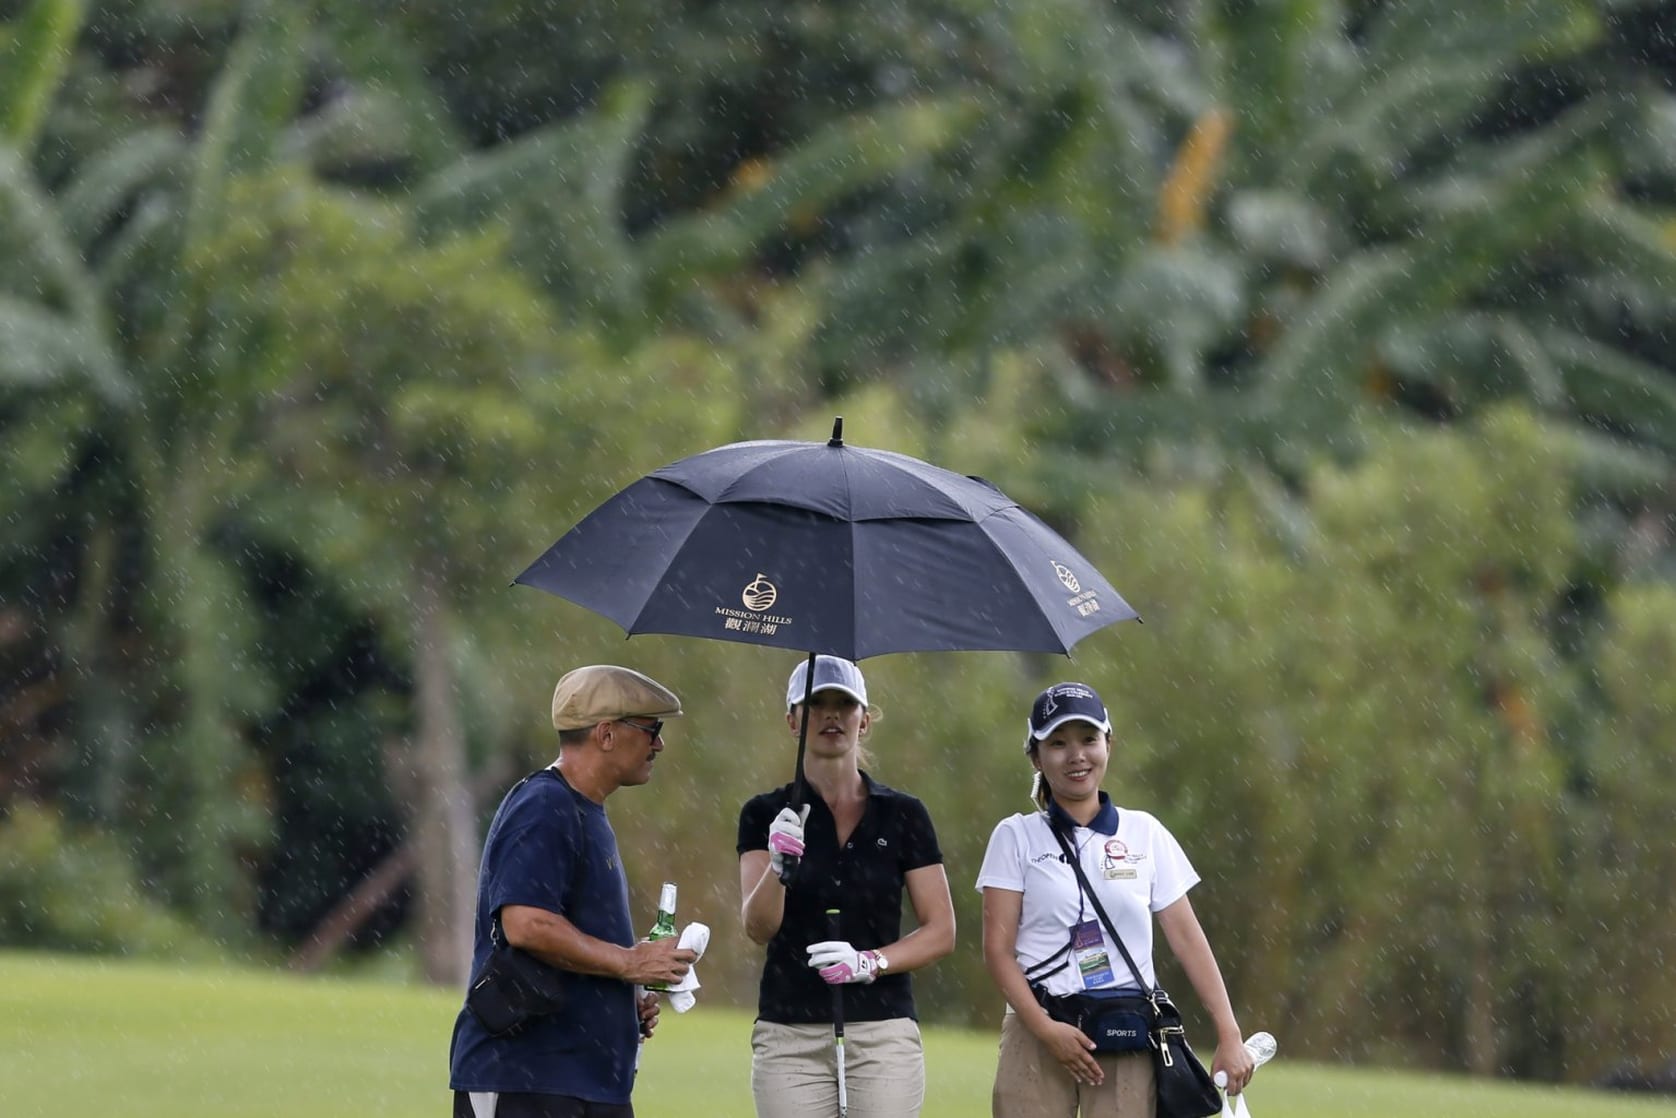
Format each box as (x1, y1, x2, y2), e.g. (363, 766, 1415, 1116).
(1, 951, 1669, 1117)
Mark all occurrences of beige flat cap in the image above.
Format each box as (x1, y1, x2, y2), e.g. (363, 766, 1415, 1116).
(551, 665, 684, 732)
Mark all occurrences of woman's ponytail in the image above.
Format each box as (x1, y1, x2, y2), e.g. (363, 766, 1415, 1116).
(1028, 757, 1052, 812)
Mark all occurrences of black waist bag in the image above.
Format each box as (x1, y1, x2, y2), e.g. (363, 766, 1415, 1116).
(466, 920, 567, 1037)
(466, 944, 566, 1037)
(1039, 988, 1153, 1053)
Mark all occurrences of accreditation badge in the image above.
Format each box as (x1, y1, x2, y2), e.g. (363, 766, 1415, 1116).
(1071, 919, 1116, 988)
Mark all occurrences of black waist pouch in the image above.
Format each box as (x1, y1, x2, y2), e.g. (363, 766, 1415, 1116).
(1037, 987, 1153, 1053)
(466, 939, 567, 1037)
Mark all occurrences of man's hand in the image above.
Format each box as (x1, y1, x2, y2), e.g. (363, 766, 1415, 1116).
(768, 805, 810, 880)
(806, 940, 881, 985)
(622, 938, 696, 987)
(637, 990, 660, 1039)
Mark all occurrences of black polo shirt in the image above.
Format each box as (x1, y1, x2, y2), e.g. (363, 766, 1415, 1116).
(737, 773, 943, 1024)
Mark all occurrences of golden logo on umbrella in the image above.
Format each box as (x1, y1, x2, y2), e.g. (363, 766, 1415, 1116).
(743, 573, 779, 612)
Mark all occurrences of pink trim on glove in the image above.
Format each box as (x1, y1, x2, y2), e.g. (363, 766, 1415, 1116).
(816, 950, 879, 985)
(817, 960, 857, 983)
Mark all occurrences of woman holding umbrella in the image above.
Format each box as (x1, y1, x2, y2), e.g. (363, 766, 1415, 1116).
(738, 655, 956, 1118)
(978, 681, 1254, 1117)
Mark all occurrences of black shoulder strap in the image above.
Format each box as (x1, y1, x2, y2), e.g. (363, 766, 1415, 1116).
(1046, 815, 1151, 993)
(1023, 944, 1073, 983)
(491, 767, 585, 949)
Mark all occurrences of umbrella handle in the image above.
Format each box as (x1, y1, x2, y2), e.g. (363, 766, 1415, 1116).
(782, 652, 819, 886)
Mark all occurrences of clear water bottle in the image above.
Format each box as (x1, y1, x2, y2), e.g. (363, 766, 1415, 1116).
(644, 881, 678, 990)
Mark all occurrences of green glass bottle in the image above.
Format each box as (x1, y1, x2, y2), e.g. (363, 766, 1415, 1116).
(645, 881, 678, 990)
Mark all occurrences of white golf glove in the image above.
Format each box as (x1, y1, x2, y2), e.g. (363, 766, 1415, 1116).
(767, 805, 810, 880)
(807, 940, 882, 985)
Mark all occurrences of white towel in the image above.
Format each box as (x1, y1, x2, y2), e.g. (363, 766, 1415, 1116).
(667, 922, 710, 1013)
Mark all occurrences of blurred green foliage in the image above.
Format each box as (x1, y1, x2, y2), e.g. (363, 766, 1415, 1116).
(0, 804, 212, 957)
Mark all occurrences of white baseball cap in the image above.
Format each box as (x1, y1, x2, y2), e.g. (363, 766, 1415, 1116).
(785, 655, 868, 710)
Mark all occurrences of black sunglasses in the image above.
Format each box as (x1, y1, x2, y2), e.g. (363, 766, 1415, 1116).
(617, 718, 664, 739)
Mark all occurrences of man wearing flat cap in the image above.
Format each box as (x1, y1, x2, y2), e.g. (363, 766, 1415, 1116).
(450, 665, 698, 1118)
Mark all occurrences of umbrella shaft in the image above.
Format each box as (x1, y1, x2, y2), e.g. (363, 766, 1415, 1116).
(784, 652, 818, 885)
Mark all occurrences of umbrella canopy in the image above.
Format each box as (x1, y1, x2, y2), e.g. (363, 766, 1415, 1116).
(514, 420, 1139, 662)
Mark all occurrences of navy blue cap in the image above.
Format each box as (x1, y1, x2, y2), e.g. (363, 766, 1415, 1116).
(1026, 682, 1111, 750)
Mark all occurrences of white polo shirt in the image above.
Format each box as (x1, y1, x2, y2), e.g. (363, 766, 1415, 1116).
(976, 803, 1198, 997)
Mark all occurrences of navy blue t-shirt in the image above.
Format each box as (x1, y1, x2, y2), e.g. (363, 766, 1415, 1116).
(449, 768, 638, 1103)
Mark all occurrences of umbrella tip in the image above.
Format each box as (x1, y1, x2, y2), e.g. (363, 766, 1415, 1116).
(829, 416, 844, 447)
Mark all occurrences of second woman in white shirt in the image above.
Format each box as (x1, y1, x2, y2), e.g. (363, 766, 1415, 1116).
(976, 681, 1254, 1118)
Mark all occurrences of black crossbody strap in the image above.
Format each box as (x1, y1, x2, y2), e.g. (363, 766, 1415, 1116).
(1023, 943, 1073, 984)
(491, 767, 586, 950)
(1047, 815, 1151, 995)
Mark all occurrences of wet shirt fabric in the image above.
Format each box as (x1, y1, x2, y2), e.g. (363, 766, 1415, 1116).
(450, 769, 639, 1104)
(975, 794, 1198, 997)
(738, 774, 943, 1024)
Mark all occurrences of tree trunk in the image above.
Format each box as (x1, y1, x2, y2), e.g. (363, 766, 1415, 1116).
(1464, 907, 1499, 1075)
(289, 761, 514, 972)
(143, 452, 245, 935)
(1463, 758, 1500, 1076)
(412, 560, 478, 986)
(288, 838, 418, 972)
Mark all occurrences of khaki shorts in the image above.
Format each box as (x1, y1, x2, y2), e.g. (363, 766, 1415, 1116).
(992, 1010, 1155, 1118)
(751, 1018, 925, 1118)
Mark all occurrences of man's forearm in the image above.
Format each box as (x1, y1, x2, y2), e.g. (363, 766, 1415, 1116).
(502, 905, 629, 978)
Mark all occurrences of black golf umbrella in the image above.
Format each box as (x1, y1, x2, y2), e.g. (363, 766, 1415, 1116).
(514, 418, 1139, 818)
